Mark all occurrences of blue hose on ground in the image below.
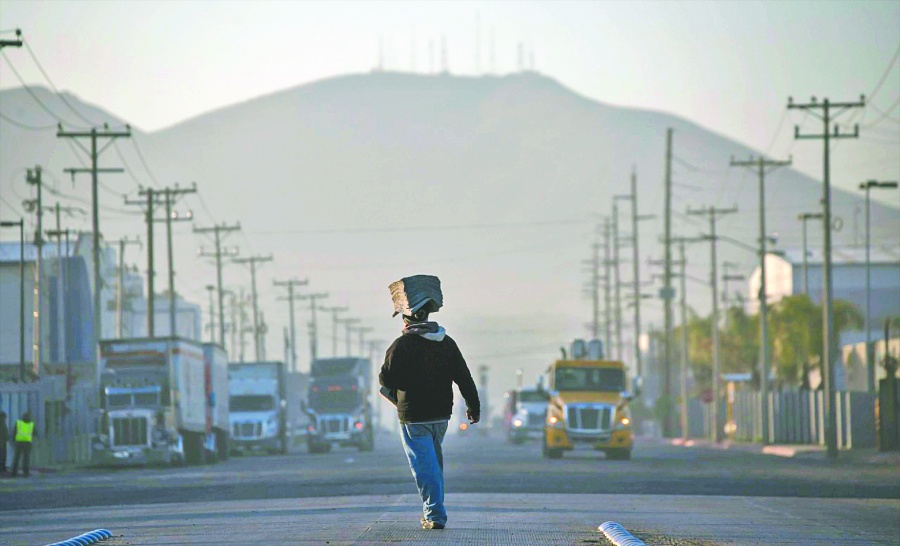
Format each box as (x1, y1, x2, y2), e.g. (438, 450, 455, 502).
(44, 528, 113, 546)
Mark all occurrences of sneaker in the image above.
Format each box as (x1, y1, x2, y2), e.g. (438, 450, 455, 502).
(421, 520, 445, 530)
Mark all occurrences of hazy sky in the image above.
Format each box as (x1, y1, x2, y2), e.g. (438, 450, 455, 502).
(1, 0, 898, 199)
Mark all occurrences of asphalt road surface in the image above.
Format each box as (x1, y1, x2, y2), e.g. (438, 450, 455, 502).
(1, 430, 898, 544)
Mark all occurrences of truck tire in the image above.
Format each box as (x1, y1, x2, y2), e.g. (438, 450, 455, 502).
(307, 440, 330, 454)
(216, 429, 229, 461)
(280, 435, 288, 455)
(606, 449, 631, 461)
(542, 434, 563, 460)
(183, 431, 204, 465)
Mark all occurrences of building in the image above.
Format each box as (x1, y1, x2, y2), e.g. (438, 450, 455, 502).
(748, 246, 900, 323)
(0, 233, 203, 382)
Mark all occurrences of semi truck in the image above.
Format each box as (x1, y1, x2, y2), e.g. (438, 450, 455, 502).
(543, 339, 636, 460)
(305, 357, 374, 453)
(504, 384, 550, 444)
(228, 361, 288, 455)
(92, 337, 224, 466)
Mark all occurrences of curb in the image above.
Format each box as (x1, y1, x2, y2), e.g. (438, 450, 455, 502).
(599, 521, 646, 546)
(45, 528, 113, 546)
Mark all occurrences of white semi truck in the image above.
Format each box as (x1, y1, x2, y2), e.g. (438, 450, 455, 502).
(92, 338, 227, 466)
(228, 361, 288, 455)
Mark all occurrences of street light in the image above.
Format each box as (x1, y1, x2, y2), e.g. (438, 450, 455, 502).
(1, 219, 26, 381)
(859, 180, 898, 394)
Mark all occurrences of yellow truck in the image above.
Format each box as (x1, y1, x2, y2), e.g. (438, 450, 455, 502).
(542, 358, 635, 460)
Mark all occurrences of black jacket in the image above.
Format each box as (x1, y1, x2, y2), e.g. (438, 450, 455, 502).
(379, 332, 480, 424)
(0, 418, 7, 444)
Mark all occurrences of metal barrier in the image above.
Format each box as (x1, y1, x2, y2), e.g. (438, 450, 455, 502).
(677, 389, 876, 448)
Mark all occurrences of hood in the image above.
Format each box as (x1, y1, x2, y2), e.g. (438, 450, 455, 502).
(419, 326, 446, 342)
(229, 410, 277, 423)
(517, 402, 549, 415)
(555, 391, 622, 405)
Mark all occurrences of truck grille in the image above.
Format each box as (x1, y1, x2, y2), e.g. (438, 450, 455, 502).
(112, 417, 148, 447)
(233, 422, 262, 438)
(323, 418, 346, 433)
(526, 413, 545, 427)
(567, 405, 612, 431)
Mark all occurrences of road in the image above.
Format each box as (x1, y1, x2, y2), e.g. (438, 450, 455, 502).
(2, 430, 899, 544)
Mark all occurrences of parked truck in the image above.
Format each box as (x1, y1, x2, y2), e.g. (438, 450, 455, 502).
(203, 343, 230, 461)
(92, 337, 224, 466)
(228, 361, 288, 455)
(305, 357, 374, 453)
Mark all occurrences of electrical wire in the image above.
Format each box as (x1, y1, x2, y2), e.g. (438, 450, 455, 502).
(861, 96, 900, 129)
(129, 136, 161, 187)
(866, 43, 900, 104)
(247, 218, 589, 236)
(0, 50, 86, 128)
(0, 111, 56, 131)
(23, 39, 99, 126)
(112, 140, 145, 190)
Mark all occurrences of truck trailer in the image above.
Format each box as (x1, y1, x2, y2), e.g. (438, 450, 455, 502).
(92, 337, 223, 466)
(228, 361, 288, 455)
(305, 357, 374, 453)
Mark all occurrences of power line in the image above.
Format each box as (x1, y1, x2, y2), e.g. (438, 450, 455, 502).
(22, 39, 99, 126)
(249, 218, 588, 236)
(129, 136, 162, 187)
(0, 111, 56, 131)
(0, 50, 86, 128)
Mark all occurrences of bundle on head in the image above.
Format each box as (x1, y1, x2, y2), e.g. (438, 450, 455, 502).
(389, 275, 443, 320)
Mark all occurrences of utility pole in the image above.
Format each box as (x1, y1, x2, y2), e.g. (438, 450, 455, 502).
(688, 205, 738, 443)
(113, 237, 141, 338)
(297, 293, 328, 364)
(0, 28, 23, 49)
(205, 285, 216, 343)
(661, 127, 675, 438)
(24, 167, 44, 375)
(673, 237, 698, 440)
(797, 212, 823, 296)
(233, 254, 273, 361)
(194, 222, 241, 345)
(730, 155, 791, 445)
(125, 190, 159, 336)
(58, 124, 130, 377)
(157, 184, 196, 338)
(859, 180, 898, 394)
(45, 207, 81, 363)
(612, 199, 624, 360)
(321, 306, 349, 356)
(584, 229, 601, 340)
(788, 94, 865, 459)
(339, 318, 361, 356)
(224, 289, 238, 358)
(273, 279, 310, 373)
(238, 288, 250, 362)
(618, 169, 654, 379)
(602, 219, 613, 356)
(355, 326, 374, 355)
(721, 263, 745, 330)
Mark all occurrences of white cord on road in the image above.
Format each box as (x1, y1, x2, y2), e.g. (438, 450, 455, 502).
(599, 521, 646, 546)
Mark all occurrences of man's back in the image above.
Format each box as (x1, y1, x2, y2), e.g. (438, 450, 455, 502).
(380, 333, 480, 424)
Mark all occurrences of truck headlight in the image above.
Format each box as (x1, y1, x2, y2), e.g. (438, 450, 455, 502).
(548, 415, 564, 428)
(615, 416, 631, 429)
(512, 418, 523, 428)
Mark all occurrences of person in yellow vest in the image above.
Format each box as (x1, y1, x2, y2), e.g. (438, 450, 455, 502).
(11, 411, 34, 478)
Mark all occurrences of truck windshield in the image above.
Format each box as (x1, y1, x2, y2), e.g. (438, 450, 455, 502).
(230, 395, 275, 412)
(308, 389, 360, 412)
(555, 368, 625, 392)
(518, 390, 549, 403)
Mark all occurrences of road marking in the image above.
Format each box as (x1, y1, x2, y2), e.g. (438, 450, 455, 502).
(599, 521, 646, 545)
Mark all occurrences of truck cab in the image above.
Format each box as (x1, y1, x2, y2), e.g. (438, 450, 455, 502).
(504, 386, 550, 444)
(543, 345, 635, 460)
(228, 361, 287, 455)
(305, 358, 374, 453)
(92, 377, 182, 466)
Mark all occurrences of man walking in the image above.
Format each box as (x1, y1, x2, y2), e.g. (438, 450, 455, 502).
(380, 275, 480, 530)
(0, 410, 8, 475)
(11, 411, 34, 477)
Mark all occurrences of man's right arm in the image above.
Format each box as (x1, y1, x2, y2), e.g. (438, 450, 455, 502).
(379, 339, 404, 391)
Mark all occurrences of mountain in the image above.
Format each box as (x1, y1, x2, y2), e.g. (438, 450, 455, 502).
(2, 72, 897, 406)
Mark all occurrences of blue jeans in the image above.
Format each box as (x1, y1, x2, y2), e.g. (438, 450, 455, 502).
(400, 421, 449, 525)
